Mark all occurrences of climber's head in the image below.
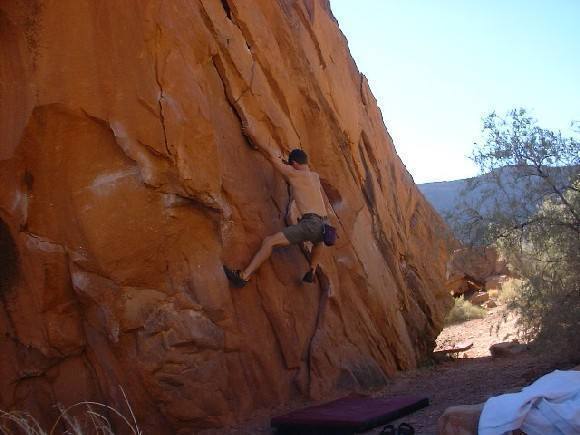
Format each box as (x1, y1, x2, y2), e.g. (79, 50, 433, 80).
(288, 149, 308, 169)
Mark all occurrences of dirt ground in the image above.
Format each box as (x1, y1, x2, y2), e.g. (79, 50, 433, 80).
(435, 303, 520, 358)
(207, 302, 573, 435)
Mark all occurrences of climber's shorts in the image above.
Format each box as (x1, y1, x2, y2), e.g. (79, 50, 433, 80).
(282, 213, 325, 245)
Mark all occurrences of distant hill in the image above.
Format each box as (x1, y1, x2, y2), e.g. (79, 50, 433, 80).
(418, 165, 578, 224)
(418, 178, 468, 219)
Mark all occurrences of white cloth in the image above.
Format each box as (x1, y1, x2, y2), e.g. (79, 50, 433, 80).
(478, 369, 580, 435)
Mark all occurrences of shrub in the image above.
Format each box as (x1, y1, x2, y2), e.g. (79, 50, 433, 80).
(498, 278, 520, 304)
(445, 296, 486, 325)
(450, 109, 579, 358)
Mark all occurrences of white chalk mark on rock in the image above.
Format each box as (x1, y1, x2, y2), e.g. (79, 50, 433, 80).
(89, 167, 140, 195)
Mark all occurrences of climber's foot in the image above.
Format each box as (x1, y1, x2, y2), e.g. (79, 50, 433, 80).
(302, 268, 316, 283)
(223, 266, 249, 288)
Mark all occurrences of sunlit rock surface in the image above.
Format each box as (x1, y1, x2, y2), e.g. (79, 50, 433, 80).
(0, 0, 451, 431)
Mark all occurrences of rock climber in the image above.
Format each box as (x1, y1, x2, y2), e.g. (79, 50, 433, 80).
(223, 126, 329, 288)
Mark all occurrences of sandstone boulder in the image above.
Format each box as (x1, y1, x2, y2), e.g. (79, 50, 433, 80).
(483, 300, 497, 309)
(448, 247, 499, 282)
(468, 291, 489, 306)
(0, 0, 452, 432)
(490, 341, 528, 358)
(446, 247, 509, 296)
(446, 275, 470, 296)
(484, 275, 506, 292)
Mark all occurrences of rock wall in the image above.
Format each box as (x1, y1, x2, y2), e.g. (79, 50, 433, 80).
(0, 0, 451, 432)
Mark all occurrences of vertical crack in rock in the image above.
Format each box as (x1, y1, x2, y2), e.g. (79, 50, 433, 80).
(198, 2, 253, 134)
(221, 3, 293, 121)
(233, 61, 255, 104)
(269, 195, 282, 216)
(360, 132, 384, 190)
(292, 3, 327, 69)
(305, 264, 331, 393)
(210, 50, 286, 155)
(210, 55, 256, 149)
(360, 74, 369, 107)
(201, 2, 305, 149)
(154, 24, 171, 157)
(219, 0, 232, 21)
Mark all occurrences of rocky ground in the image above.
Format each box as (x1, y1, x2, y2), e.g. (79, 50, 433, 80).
(214, 301, 573, 434)
(435, 302, 520, 358)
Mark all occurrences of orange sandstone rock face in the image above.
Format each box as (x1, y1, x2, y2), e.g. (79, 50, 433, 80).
(0, 0, 451, 431)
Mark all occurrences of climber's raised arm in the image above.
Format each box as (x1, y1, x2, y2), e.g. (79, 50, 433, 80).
(241, 121, 292, 177)
(260, 145, 294, 178)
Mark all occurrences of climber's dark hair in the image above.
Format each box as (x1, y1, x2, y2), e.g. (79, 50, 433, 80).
(288, 149, 308, 165)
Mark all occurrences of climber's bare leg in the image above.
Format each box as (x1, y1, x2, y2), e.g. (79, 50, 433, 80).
(241, 232, 290, 280)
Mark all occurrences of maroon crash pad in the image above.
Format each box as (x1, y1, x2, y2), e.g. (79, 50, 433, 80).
(271, 395, 428, 433)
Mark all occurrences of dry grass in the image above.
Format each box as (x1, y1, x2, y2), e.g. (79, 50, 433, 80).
(445, 296, 487, 325)
(0, 387, 141, 435)
(498, 278, 522, 304)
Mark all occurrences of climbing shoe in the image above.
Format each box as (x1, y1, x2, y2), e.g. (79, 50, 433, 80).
(379, 425, 395, 435)
(397, 423, 415, 435)
(379, 423, 414, 435)
(302, 268, 315, 283)
(223, 266, 248, 288)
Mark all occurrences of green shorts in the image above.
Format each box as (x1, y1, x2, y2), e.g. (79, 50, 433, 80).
(282, 213, 324, 244)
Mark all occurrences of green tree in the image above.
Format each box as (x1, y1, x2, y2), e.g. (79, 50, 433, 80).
(453, 109, 579, 355)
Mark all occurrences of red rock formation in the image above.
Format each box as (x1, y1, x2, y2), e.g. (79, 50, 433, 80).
(446, 247, 509, 296)
(0, 0, 451, 431)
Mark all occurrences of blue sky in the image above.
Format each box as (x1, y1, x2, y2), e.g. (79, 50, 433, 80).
(330, 0, 580, 183)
